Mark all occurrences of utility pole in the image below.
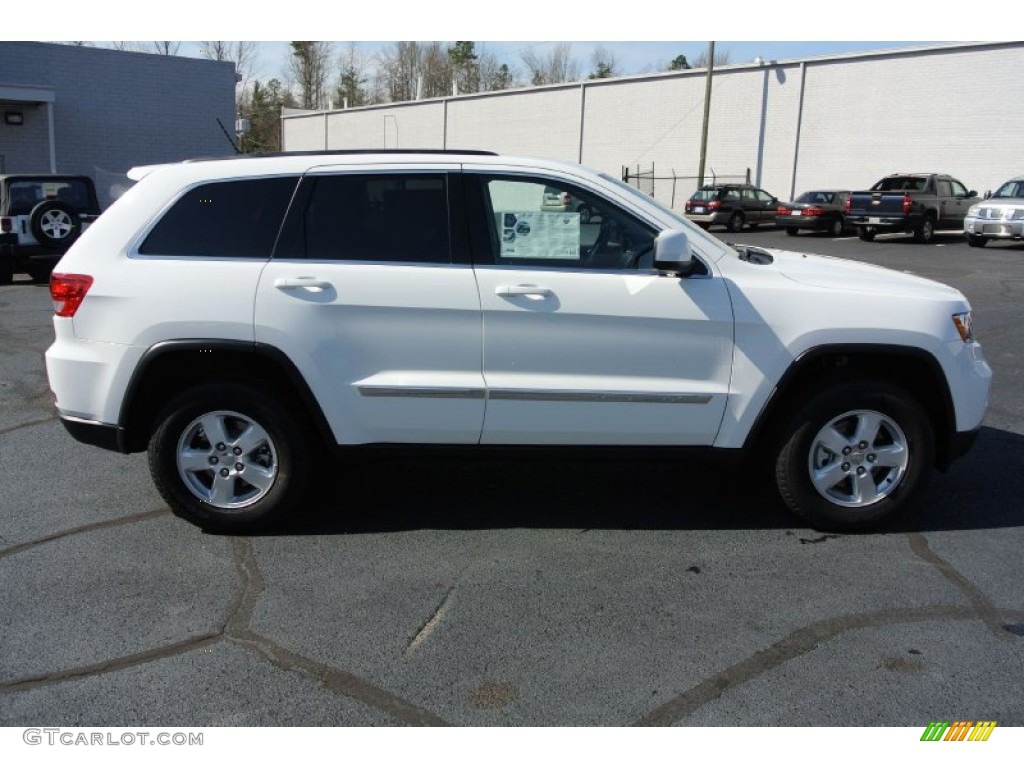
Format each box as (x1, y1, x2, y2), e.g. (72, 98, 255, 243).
(697, 41, 715, 187)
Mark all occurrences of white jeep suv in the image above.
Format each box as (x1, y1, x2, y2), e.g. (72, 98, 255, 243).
(45, 151, 992, 532)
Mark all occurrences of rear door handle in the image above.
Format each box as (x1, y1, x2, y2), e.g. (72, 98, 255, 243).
(274, 277, 332, 291)
(495, 284, 552, 298)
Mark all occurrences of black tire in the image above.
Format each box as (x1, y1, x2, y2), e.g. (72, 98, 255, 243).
(966, 234, 988, 248)
(913, 215, 936, 244)
(29, 201, 81, 249)
(774, 380, 934, 532)
(0, 250, 13, 285)
(148, 383, 314, 533)
(785, 227, 799, 236)
(578, 205, 593, 224)
(857, 226, 876, 242)
(27, 264, 53, 283)
(829, 216, 844, 237)
(727, 211, 745, 233)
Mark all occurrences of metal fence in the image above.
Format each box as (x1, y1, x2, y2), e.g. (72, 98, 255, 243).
(621, 164, 751, 208)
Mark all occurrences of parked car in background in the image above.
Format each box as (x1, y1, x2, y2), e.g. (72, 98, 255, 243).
(846, 173, 978, 243)
(541, 185, 596, 223)
(963, 176, 1024, 247)
(0, 174, 102, 283)
(776, 191, 851, 237)
(684, 183, 778, 233)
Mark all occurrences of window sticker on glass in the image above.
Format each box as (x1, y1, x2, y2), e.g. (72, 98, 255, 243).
(498, 211, 580, 259)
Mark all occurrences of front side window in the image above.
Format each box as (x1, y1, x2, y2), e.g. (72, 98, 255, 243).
(754, 189, 775, 204)
(476, 176, 657, 270)
(949, 179, 968, 197)
(286, 173, 450, 263)
(139, 177, 297, 258)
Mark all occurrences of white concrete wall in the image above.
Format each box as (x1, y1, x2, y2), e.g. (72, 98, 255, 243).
(282, 43, 1024, 206)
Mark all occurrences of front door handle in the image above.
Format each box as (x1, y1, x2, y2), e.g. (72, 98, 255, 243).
(496, 284, 553, 299)
(274, 276, 332, 291)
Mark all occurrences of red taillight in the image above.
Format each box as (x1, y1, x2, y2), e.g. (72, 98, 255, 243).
(777, 207, 791, 215)
(561, 193, 571, 205)
(708, 200, 721, 210)
(803, 207, 825, 217)
(902, 194, 912, 215)
(685, 200, 692, 212)
(0, 217, 12, 233)
(844, 197, 851, 213)
(50, 273, 93, 317)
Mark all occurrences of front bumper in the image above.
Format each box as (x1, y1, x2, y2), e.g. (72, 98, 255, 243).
(964, 216, 1024, 240)
(59, 415, 127, 453)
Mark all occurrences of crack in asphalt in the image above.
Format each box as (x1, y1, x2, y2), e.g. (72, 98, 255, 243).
(223, 538, 450, 726)
(0, 507, 171, 561)
(632, 604, 1024, 727)
(0, 415, 58, 438)
(906, 533, 1011, 641)
(0, 524, 450, 725)
(0, 635, 221, 694)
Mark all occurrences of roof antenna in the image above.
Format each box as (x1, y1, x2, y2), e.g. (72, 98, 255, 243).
(216, 118, 242, 155)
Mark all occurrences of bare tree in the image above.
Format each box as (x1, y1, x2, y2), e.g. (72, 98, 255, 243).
(201, 41, 259, 90)
(588, 45, 619, 79)
(692, 48, 732, 68)
(287, 41, 333, 110)
(150, 42, 181, 56)
(479, 50, 516, 91)
(520, 43, 579, 86)
(377, 41, 422, 103)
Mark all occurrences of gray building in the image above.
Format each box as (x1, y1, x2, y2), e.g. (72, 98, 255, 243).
(281, 41, 1024, 207)
(0, 42, 235, 206)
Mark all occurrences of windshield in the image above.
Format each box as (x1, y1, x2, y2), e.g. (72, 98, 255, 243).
(992, 180, 1024, 199)
(796, 191, 835, 204)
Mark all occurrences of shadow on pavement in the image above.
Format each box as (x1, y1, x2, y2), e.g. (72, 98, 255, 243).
(256, 426, 1023, 537)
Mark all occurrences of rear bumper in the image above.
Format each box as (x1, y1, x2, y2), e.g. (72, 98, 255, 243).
(776, 214, 832, 230)
(847, 213, 921, 232)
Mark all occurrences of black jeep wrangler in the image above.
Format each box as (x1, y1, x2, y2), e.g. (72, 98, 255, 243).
(0, 174, 102, 283)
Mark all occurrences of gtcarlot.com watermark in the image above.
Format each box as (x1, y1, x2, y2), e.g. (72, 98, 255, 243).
(23, 728, 203, 747)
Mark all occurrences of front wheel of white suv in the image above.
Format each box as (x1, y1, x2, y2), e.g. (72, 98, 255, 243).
(148, 383, 312, 533)
(774, 381, 934, 531)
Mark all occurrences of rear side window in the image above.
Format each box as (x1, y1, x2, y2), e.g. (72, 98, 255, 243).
(280, 174, 450, 263)
(139, 177, 297, 257)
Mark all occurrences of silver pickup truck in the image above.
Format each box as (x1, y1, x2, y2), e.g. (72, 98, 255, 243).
(846, 173, 978, 244)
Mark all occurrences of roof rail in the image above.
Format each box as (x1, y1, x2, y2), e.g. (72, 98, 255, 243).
(183, 148, 498, 163)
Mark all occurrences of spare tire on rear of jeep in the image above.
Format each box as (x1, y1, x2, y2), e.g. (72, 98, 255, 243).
(30, 200, 81, 249)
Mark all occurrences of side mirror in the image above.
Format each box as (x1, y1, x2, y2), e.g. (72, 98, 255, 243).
(653, 230, 694, 275)
(967, 190, 978, 198)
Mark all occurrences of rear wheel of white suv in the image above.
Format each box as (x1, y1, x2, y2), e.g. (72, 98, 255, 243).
(148, 383, 312, 533)
(774, 381, 934, 531)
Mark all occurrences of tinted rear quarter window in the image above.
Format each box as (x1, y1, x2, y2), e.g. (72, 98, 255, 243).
(139, 177, 298, 257)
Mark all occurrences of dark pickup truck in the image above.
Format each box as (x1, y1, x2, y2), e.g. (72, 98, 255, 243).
(846, 173, 978, 243)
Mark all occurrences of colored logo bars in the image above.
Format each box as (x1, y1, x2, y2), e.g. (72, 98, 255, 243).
(921, 721, 997, 742)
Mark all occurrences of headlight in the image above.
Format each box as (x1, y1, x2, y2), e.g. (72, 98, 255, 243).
(1011, 209, 1024, 220)
(952, 312, 974, 343)
(966, 205, 981, 217)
